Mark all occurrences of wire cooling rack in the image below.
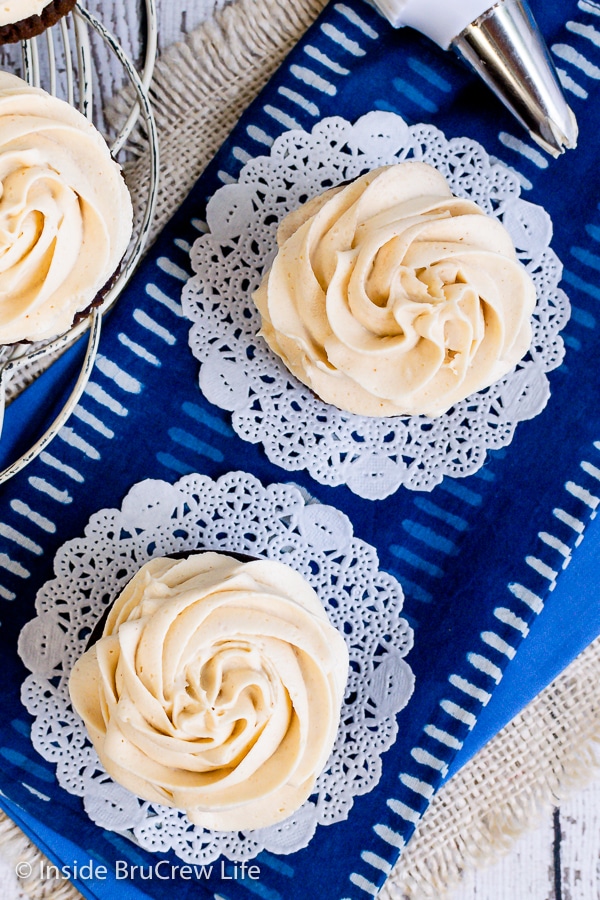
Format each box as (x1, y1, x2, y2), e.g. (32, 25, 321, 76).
(0, 0, 159, 484)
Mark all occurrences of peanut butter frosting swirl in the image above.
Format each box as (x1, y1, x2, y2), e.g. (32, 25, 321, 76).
(253, 161, 537, 417)
(69, 552, 349, 831)
(0, 72, 132, 343)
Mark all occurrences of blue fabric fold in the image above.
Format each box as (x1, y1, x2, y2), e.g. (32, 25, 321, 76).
(0, 1, 599, 898)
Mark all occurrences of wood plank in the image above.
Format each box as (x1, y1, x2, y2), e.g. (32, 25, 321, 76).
(153, 0, 225, 48)
(449, 777, 600, 899)
(449, 812, 556, 899)
(558, 777, 600, 899)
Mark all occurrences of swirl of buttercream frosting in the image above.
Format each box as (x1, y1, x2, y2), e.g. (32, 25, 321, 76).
(69, 552, 349, 831)
(0, 71, 132, 343)
(253, 161, 537, 417)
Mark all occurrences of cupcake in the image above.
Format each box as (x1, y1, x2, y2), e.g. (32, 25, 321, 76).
(0, 0, 76, 44)
(0, 71, 133, 344)
(253, 161, 537, 418)
(69, 551, 349, 832)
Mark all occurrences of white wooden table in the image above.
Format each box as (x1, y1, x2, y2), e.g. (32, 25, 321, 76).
(450, 777, 600, 899)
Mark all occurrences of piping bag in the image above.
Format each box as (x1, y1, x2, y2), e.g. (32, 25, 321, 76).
(367, 0, 578, 156)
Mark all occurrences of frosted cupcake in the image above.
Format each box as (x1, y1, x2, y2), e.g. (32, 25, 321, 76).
(0, 72, 133, 344)
(69, 551, 349, 831)
(253, 161, 537, 418)
(0, 0, 76, 43)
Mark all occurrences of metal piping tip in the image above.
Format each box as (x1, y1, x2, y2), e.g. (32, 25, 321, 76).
(451, 0, 578, 156)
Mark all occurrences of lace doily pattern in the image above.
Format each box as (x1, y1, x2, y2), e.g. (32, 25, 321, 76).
(182, 112, 570, 499)
(18, 471, 414, 863)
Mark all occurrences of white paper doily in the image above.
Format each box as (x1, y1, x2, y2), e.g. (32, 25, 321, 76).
(182, 112, 570, 500)
(18, 471, 414, 863)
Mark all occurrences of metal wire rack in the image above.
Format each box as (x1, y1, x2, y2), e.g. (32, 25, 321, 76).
(0, 0, 159, 484)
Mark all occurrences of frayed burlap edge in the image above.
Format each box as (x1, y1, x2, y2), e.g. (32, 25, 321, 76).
(381, 636, 600, 899)
(107, 0, 328, 244)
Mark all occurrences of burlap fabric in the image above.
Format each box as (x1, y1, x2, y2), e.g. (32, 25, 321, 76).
(2, 0, 599, 895)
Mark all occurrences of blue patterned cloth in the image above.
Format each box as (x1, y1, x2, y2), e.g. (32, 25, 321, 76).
(1, 1, 600, 898)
